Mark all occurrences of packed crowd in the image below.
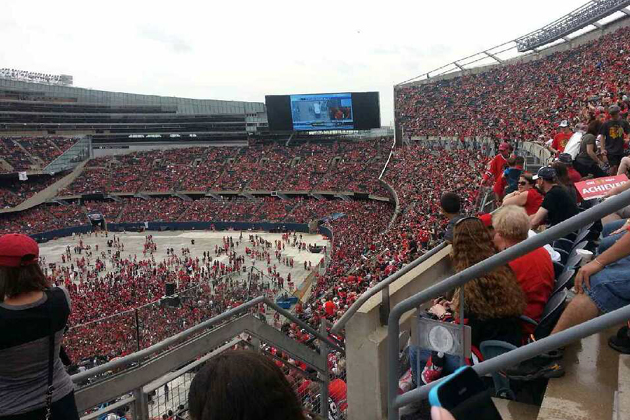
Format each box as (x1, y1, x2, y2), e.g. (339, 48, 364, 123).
(0, 136, 79, 173)
(59, 139, 392, 196)
(0, 173, 66, 209)
(396, 25, 630, 141)
(42, 231, 312, 362)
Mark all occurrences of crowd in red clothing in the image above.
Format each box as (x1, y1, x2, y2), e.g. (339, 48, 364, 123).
(0, 173, 66, 208)
(396, 25, 630, 142)
(0, 136, 79, 173)
(59, 140, 392, 197)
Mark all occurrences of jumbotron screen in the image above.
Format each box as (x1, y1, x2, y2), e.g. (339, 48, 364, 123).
(265, 92, 380, 131)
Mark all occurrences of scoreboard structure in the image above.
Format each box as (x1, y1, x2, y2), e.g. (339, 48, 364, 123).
(265, 91, 380, 132)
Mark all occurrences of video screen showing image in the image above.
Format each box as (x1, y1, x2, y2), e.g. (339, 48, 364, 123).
(290, 93, 354, 131)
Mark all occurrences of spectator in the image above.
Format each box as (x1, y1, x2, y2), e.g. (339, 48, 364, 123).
(483, 142, 510, 203)
(503, 155, 525, 196)
(530, 167, 579, 229)
(501, 173, 543, 216)
(482, 142, 510, 186)
(492, 206, 554, 335)
(409, 217, 525, 385)
(556, 153, 582, 184)
(602, 182, 630, 224)
(188, 350, 306, 420)
(616, 155, 630, 177)
(508, 214, 630, 378)
(440, 192, 462, 243)
(551, 162, 578, 204)
(574, 119, 607, 178)
(601, 105, 630, 175)
(549, 121, 572, 155)
(0, 234, 79, 420)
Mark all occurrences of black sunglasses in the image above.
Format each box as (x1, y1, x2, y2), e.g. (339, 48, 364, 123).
(518, 181, 528, 186)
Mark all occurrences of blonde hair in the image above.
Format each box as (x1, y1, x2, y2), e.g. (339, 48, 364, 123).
(492, 205, 530, 242)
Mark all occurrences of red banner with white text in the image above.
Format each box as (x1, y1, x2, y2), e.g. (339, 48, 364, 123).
(575, 175, 629, 200)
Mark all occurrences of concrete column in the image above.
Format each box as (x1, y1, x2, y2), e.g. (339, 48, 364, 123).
(345, 247, 453, 419)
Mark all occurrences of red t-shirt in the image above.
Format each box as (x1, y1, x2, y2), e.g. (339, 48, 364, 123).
(568, 167, 581, 184)
(524, 189, 543, 216)
(552, 132, 572, 153)
(508, 247, 554, 335)
(325, 301, 335, 316)
(487, 154, 507, 181)
(329, 378, 348, 411)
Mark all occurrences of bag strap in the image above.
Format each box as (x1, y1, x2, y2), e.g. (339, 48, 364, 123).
(44, 289, 55, 420)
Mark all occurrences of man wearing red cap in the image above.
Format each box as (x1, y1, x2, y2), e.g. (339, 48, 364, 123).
(0, 234, 79, 419)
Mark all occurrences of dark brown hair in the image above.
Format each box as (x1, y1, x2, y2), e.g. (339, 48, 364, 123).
(587, 119, 602, 136)
(451, 218, 526, 319)
(551, 162, 571, 186)
(188, 350, 307, 420)
(520, 173, 535, 185)
(0, 264, 50, 301)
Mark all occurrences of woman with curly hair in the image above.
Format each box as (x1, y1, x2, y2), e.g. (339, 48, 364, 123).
(409, 217, 526, 386)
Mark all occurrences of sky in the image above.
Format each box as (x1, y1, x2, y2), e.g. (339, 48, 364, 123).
(1, 0, 588, 126)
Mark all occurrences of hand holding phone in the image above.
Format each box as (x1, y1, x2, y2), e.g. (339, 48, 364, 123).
(431, 406, 456, 420)
(429, 366, 503, 420)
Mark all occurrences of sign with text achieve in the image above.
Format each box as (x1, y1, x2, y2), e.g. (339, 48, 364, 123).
(575, 174, 629, 200)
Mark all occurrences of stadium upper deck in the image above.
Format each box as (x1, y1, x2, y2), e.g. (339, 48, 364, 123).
(0, 77, 268, 142)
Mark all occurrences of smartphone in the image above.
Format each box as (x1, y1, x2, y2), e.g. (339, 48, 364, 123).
(428, 366, 502, 420)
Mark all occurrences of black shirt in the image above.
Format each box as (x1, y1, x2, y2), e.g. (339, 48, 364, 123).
(601, 119, 630, 156)
(444, 215, 463, 243)
(541, 185, 579, 227)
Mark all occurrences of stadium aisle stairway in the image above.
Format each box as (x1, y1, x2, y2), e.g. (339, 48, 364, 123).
(492, 398, 539, 420)
(0, 161, 88, 213)
(536, 327, 621, 420)
(617, 355, 630, 420)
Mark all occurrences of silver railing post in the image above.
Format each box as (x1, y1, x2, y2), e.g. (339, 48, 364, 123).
(459, 287, 465, 367)
(319, 322, 330, 419)
(132, 387, 149, 420)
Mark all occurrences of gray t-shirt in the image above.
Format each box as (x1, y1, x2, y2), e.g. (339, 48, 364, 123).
(575, 133, 597, 166)
(0, 287, 74, 415)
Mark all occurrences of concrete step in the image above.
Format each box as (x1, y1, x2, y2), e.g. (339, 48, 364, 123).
(536, 327, 621, 420)
(0, 158, 14, 172)
(493, 398, 539, 420)
(618, 355, 630, 420)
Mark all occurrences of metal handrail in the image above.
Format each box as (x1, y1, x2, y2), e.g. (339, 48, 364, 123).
(72, 295, 343, 383)
(330, 242, 448, 334)
(387, 188, 630, 419)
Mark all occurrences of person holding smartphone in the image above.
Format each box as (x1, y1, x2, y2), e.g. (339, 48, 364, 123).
(0, 234, 78, 420)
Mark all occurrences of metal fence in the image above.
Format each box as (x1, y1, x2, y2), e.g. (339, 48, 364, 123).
(72, 294, 343, 420)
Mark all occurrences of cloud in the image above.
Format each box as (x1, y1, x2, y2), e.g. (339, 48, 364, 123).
(139, 27, 192, 53)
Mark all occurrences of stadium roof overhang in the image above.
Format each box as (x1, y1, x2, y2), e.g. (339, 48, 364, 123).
(396, 0, 630, 87)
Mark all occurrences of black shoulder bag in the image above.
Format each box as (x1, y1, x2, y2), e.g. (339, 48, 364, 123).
(43, 289, 55, 420)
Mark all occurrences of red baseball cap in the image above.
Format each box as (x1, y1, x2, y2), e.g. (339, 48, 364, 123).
(498, 142, 510, 151)
(0, 234, 39, 268)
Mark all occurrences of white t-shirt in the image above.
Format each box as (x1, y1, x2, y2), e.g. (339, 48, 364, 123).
(528, 230, 561, 262)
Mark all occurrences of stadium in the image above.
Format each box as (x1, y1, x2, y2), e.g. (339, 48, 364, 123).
(3, 0, 630, 419)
